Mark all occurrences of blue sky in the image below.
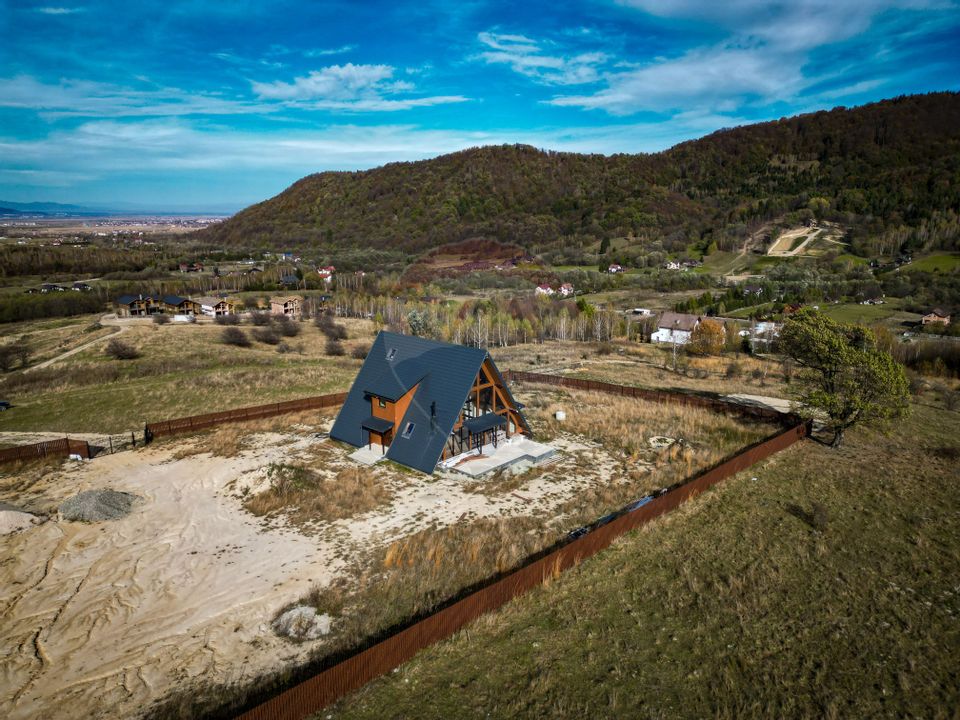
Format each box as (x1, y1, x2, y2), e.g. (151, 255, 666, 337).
(1, 0, 958, 212)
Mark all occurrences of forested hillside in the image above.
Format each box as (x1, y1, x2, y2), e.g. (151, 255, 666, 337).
(202, 93, 960, 261)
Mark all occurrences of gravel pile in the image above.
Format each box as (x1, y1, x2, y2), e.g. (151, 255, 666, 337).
(59, 489, 141, 522)
(272, 605, 332, 641)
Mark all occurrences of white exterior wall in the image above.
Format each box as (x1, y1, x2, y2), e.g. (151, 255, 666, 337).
(651, 328, 692, 345)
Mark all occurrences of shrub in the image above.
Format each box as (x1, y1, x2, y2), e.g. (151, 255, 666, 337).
(595, 342, 614, 356)
(326, 338, 345, 356)
(0, 345, 15, 372)
(250, 312, 273, 326)
(351, 343, 370, 360)
(105, 338, 140, 360)
(214, 314, 240, 325)
(725, 361, 743, 379)
(253, 327, 281, 345)
(276, 317, 301, 337)
(221, 327, 251, 347)
(152, 314, 170, 325)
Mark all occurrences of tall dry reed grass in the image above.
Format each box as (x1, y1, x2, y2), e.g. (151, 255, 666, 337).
(244, 464, 392, 523)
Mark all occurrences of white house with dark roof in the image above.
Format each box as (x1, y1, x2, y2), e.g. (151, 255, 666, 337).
(650, 312, 702, 345)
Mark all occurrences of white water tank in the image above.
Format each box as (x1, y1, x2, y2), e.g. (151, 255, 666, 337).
(555, 410, 566, 422)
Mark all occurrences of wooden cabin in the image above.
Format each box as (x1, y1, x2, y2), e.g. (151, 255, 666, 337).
(159, 295, 201, 315)
(115, 294, 159, 316)
(922, 308, 951, 326)
(330, 331, 531, 473)
(196, 296, 238, 316)
(270, 295, 303, 318)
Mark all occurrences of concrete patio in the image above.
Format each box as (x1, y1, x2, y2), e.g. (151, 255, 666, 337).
(441, 436, 557, 478)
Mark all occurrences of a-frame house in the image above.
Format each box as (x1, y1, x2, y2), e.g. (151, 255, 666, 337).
(330, 331, 531, 473)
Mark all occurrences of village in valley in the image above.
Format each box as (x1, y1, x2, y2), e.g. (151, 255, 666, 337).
(2, 3, 960, 719)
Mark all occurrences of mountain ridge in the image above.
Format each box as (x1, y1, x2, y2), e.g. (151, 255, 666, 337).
(201, 92, 960, 259)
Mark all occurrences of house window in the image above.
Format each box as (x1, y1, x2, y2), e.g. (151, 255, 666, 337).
(378, 398, 387, 408)
(386, 348, 397, 361)
(401, 422, 415, 438)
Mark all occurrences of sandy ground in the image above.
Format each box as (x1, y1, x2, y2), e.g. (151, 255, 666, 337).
(0, 434, 341, 720)
(0, 422, 633, 719)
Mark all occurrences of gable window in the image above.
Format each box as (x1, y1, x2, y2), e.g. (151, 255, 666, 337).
(401, 422, 415, 438)
(386, 348, 397, 361)
(378, 398, 387, 408)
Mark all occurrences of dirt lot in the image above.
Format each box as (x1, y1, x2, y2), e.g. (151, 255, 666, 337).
(0, 385, 774, 719)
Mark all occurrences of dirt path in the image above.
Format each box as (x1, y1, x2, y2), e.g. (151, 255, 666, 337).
(26, 324, 124, 373)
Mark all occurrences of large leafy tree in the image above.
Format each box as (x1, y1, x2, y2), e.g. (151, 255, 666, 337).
(779, 309, 909, 447)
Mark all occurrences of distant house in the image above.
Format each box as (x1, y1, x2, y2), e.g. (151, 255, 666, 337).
(40, 283, 66, 293)
(271, 295, 303, 318)
(178, 262, 203, 273)
(72, 281, 92, 292)
(922, 308, 951, 326)
(631, 308, 652, 316)
(317, 265, 336, 283)
(115, 294, 158, 316)
(665, 261, 682, 270)
(860, 297, 885, 305)
(280, 274, 300, 287)
(196, 296, 238, 317)
(558, 283, 575, 297)
(607, 263, 624, 274)
(535, 284, 555, 296)
(330, 331, 531, 473)
(742, 284, 763, 297)
(650, 312, 701, 345)
(750, 321, 781, 347)
(159, 295, 201, 315)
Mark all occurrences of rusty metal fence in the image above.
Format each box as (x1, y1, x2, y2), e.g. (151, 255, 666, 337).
(0, 437, 91, 465)
(145, 392, 348, 439)
(503, 369, 796, 424)
(235, 378, 810, 720)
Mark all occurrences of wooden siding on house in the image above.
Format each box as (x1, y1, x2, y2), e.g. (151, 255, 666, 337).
(369, 383, 420, 447)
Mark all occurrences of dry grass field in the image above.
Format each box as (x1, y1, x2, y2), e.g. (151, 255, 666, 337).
(0, 316, 375, 434)
(325, 393, 960, 720)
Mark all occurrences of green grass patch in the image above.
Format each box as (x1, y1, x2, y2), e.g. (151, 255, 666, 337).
(908, 253, 960, 272)
(329, 402, 960, 719)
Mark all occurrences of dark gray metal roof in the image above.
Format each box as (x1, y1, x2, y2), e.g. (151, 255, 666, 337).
(361, 416, 394, 433)
(365, 364, 426, 403)
(464, 413, 506, 434)
(331, 331, 510, 474)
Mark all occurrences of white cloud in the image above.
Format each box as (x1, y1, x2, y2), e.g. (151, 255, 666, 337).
(304, 45, 357, 58)
(0, 112, 754, 192)
(548, 0, 944, 114)
(36, 6, 84, 14)
(0, 75, 267, 119)
(475, 32, 609, 86)
(251, 63, 469, 111)
(549, 46, 801, 115)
